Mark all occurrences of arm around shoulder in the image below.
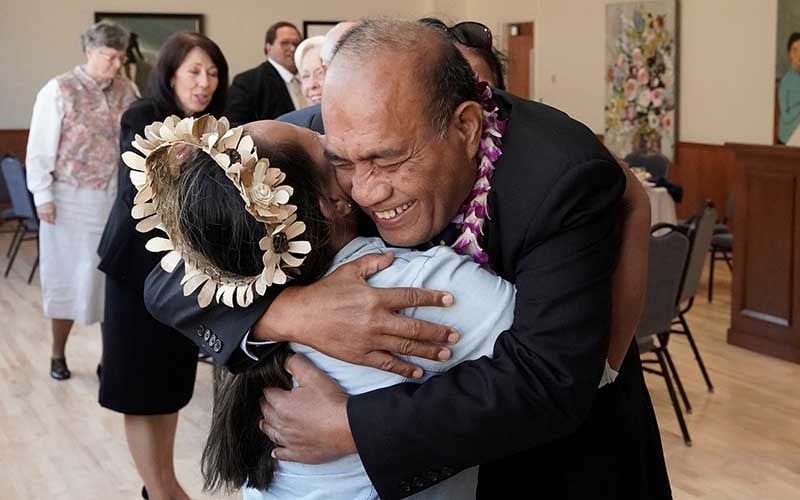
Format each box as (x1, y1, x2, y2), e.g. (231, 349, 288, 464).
(144, 260, 277, 372)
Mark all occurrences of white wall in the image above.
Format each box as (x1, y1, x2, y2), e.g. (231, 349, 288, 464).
(463, 0, 777, 145)
(0, 0, 430, 129)
(1, 0, 779, 145)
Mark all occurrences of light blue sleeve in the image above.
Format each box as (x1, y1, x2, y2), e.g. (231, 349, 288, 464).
(379, 247, 516, 377)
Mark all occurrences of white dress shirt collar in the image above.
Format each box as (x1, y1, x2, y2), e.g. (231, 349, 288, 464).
(267, 57, 295, 83)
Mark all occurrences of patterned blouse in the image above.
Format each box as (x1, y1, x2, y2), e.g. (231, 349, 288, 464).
(26, 65, 137, 205)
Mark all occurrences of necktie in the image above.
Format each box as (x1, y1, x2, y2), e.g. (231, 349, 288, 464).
(289, 76, 306, 109)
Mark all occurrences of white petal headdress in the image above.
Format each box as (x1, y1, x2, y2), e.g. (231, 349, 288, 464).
(125, 114, 311, 308)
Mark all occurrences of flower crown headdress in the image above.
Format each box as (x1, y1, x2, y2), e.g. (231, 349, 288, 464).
(124, 114, 311, 308)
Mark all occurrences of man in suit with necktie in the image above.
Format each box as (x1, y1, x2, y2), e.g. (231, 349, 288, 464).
(225, 21, 304, 126)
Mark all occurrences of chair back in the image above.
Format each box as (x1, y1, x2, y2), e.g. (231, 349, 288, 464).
(678, 204, 717, 304)
(1, 156, 36, 220)
(624, 152, 671, 179)
(635, 225, 690, 342)
(724, 192, 735, 223)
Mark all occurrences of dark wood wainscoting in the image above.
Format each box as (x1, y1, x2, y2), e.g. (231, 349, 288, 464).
(0, 129, 29, 161)
(670, 142, 736, 219)
(0, 129, 29, 208)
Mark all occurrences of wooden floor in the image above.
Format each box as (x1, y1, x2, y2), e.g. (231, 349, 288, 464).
(1, 228, 799, 499)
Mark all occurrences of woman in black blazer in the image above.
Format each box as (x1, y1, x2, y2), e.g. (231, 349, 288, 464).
(97, 32, 228, 500)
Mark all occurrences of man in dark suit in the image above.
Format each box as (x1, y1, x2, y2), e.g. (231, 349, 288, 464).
(146, 19, 670, 500)
(225, 21, 303, 126)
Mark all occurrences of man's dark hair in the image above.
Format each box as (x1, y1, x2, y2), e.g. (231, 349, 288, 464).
(148, 32, 228, 118)
(334, 18, 482, 136)
(265, 21, 301, 45)
(789, 32, 800, 52)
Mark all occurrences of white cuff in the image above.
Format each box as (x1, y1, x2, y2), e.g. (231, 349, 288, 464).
(33, 189, 54, 207)
(598, 359, 619, 388)
(239, 330, 277, 360)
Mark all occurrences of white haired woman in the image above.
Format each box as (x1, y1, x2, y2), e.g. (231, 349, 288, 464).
(294, 35, 325, 106)
(25, 20, 137, 380)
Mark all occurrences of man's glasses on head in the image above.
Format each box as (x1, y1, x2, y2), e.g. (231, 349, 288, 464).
(419, 19, 493, 51)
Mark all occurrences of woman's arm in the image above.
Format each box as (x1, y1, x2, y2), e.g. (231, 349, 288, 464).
(25, 80, 63, 222)
(607, 161, 651, 370)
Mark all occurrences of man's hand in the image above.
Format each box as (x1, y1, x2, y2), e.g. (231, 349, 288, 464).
(253, 251, 459, 379)
(36, 202, 56, 224)
(260, 354, 354, 463)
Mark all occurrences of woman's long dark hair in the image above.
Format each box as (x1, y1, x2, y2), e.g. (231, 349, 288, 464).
(175, 139, 337, 494)
(148, 32, 229, 118)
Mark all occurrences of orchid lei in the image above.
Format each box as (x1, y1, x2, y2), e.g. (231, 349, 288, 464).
(451, 80, 507, 266)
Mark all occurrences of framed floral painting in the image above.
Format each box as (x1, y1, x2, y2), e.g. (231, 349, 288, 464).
(604, 1, 678, 161)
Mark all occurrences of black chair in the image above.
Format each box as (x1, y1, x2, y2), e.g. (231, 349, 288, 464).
(708, 234, 733, 303)
(713, 193, 735, 235)
(1, 156, 39, 284)
(637, 224, 692, 445)
(671, 203, 717, 393)
(1, 155, 24, 248)
(624, 152, 671, 179)
(708, 194, 734, 302)
(2, 206, 23, 254)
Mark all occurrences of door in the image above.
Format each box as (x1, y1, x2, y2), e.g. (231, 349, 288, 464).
(506, 22, 533, 99)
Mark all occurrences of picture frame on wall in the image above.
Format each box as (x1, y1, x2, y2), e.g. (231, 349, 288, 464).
(776, 0, 800, 146)
(604, 1, 679, 162)
(303, 21, 339, 39)
(94, 12, 204, 96)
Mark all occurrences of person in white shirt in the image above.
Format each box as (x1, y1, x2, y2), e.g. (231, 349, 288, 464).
(25, 20, 136, 380)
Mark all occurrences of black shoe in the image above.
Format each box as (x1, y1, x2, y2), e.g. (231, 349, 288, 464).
(50, 358, 71, 380)
(141, 485, 148, 499)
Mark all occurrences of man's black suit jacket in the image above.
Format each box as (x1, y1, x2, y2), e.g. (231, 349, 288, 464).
(278, 103, 323, 132)
(225, 61, 295, 126)
(145, 91, 671, 499)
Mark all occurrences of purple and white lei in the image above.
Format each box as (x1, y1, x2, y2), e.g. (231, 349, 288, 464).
(451, 81, 507, 266)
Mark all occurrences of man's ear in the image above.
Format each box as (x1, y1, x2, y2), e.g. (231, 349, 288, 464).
(452, 101, 484, 161)
(264, 44, 271, 57)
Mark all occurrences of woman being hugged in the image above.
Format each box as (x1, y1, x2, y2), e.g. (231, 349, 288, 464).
(96, 32, 228, 500)
(26, 20, 137, 381)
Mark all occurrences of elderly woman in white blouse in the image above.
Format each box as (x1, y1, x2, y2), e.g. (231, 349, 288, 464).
(25, 20, 137, 380)
(294, 35, 325, 106)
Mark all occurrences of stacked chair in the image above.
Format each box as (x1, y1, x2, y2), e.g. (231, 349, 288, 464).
(671, 204, 717, 394)
(708, 194, 734, 302)
(1, 156, 39, 284)
(636, 224, 692, 445)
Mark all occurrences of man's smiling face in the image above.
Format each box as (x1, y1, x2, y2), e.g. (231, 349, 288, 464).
(321, 51, 478, 247)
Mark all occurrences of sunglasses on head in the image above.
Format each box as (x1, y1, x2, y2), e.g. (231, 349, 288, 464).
(419, 19, 493, 51)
